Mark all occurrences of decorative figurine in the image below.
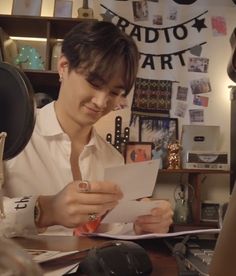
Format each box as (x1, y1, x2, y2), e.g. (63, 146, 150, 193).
(167, 140, 182, 169)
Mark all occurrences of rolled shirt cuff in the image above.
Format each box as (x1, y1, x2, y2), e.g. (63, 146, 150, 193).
(0, 195, 38, 237)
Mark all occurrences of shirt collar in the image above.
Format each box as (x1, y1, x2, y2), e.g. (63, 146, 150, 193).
(36, 101, 101, 149)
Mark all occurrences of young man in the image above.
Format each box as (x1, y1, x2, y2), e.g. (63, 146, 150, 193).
(3, 21, 173, 237)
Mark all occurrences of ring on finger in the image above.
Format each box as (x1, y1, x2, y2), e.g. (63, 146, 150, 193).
(88, 213, 98, 221)
(77, 180, 90, 193)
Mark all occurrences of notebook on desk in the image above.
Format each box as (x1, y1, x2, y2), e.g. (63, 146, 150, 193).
(165, 185, 236, 276)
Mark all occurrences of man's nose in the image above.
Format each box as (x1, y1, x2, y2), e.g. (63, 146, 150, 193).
(92, 91, 109, 108)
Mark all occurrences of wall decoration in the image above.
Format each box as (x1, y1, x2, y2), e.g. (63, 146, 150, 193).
(176, 86, 188, 101)
(100, 4, 208, 70)
(190, 44, 203, 56)
(101, 4, 208, 43)
(193, 95, 209, 107)
(188, 57, 209, 73)
(189, 109, 204, 123)
(54, 0, 73, 18)
(190, 77, 211, 94)
(130, 78, 173, 125)
(191, 18, 207, 32)
(139, 117, 178, 168)
(153, 15, 163, 25)
(174, 102, 188, 118)
(132, 0, 149, 22)
(12, 0, 42, 16)
(168, 7, 178, 21)
(125, 142, 153, 163)
(211, 16, 227, 36)
(106, 116, 130, 154)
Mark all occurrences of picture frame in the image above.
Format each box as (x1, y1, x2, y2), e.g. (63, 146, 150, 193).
(12, 0, 42, 16)
(139, 117, 178, 168)
(125, 142, 153, 164)
(54, 0, 73, 18)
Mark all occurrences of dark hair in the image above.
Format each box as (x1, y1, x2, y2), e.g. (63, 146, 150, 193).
(62, 21, 139, 96)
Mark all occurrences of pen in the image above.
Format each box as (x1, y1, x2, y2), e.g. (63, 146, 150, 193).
(0, 132, 7, 219)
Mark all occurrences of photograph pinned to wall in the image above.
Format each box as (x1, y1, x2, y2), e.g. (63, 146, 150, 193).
(189, 109, 204, 123)
(12, 0, 42, 16)
(188, 57, 209, 73)
(54, 0, 73, 18)
(174, 101, 188, 118)
(168, 6, 177, 20)
(193, 95, 209, 107)
(211, 16, 227, 36)
(176, 86, 188, 101)
(190, 77, 211, 94)
(139, 117, 178, 168)
(153, 14, 163, 25)
(125, 142, 153, 164)
(132, 0, 149, 21)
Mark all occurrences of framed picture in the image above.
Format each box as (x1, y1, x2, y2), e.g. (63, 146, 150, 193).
(54, 0, 73, 18)
(12, 0, 42, 16)
(139, 117, 178, 168)
(125, 142, 153, 164)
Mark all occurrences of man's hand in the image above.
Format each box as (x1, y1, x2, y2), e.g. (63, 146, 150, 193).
(37, 180, 123, 228)
(134, 199, 174, 234)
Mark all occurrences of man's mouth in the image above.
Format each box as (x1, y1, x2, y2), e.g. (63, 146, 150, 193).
(84, 105, 103, 114)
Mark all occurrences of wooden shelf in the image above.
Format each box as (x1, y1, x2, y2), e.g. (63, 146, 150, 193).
(0, 15, 97, 99)
(159, 168, 230, 174)
(158, 169, 230, 226)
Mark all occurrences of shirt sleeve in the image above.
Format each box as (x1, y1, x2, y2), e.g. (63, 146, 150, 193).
(0, 195, 38, 237)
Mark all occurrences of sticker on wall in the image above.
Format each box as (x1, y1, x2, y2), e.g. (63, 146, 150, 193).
(211, 16, 227, 36)
(193, 95, 209, 107)
(192, 18, 207, 33)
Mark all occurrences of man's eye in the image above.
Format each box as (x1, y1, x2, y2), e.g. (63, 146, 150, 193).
(110, 91, 121, 96)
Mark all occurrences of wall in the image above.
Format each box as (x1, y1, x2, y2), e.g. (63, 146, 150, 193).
(0, 0, 235, 207)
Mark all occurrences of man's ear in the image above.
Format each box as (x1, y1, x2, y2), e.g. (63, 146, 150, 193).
(57, 55, 69, 77)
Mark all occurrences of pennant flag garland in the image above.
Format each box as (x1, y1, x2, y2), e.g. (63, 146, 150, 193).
(100, 4, 208, 44)
(139, 42, 207, 70)
(130, 78, 174, 125)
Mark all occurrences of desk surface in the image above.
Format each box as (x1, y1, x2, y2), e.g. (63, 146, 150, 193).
(14, 235, 178, 276)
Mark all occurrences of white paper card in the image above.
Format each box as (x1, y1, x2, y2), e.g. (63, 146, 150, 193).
(102, 159, 160, 223)
(104, 159, 160, 200)
(102, 200, 159, 223)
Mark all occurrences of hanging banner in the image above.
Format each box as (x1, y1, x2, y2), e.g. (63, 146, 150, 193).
(100, 4, 208, 43)
(100, 4, 208, 70)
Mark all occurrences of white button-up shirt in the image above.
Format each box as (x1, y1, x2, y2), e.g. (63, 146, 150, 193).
(2, 102, 124, 237)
